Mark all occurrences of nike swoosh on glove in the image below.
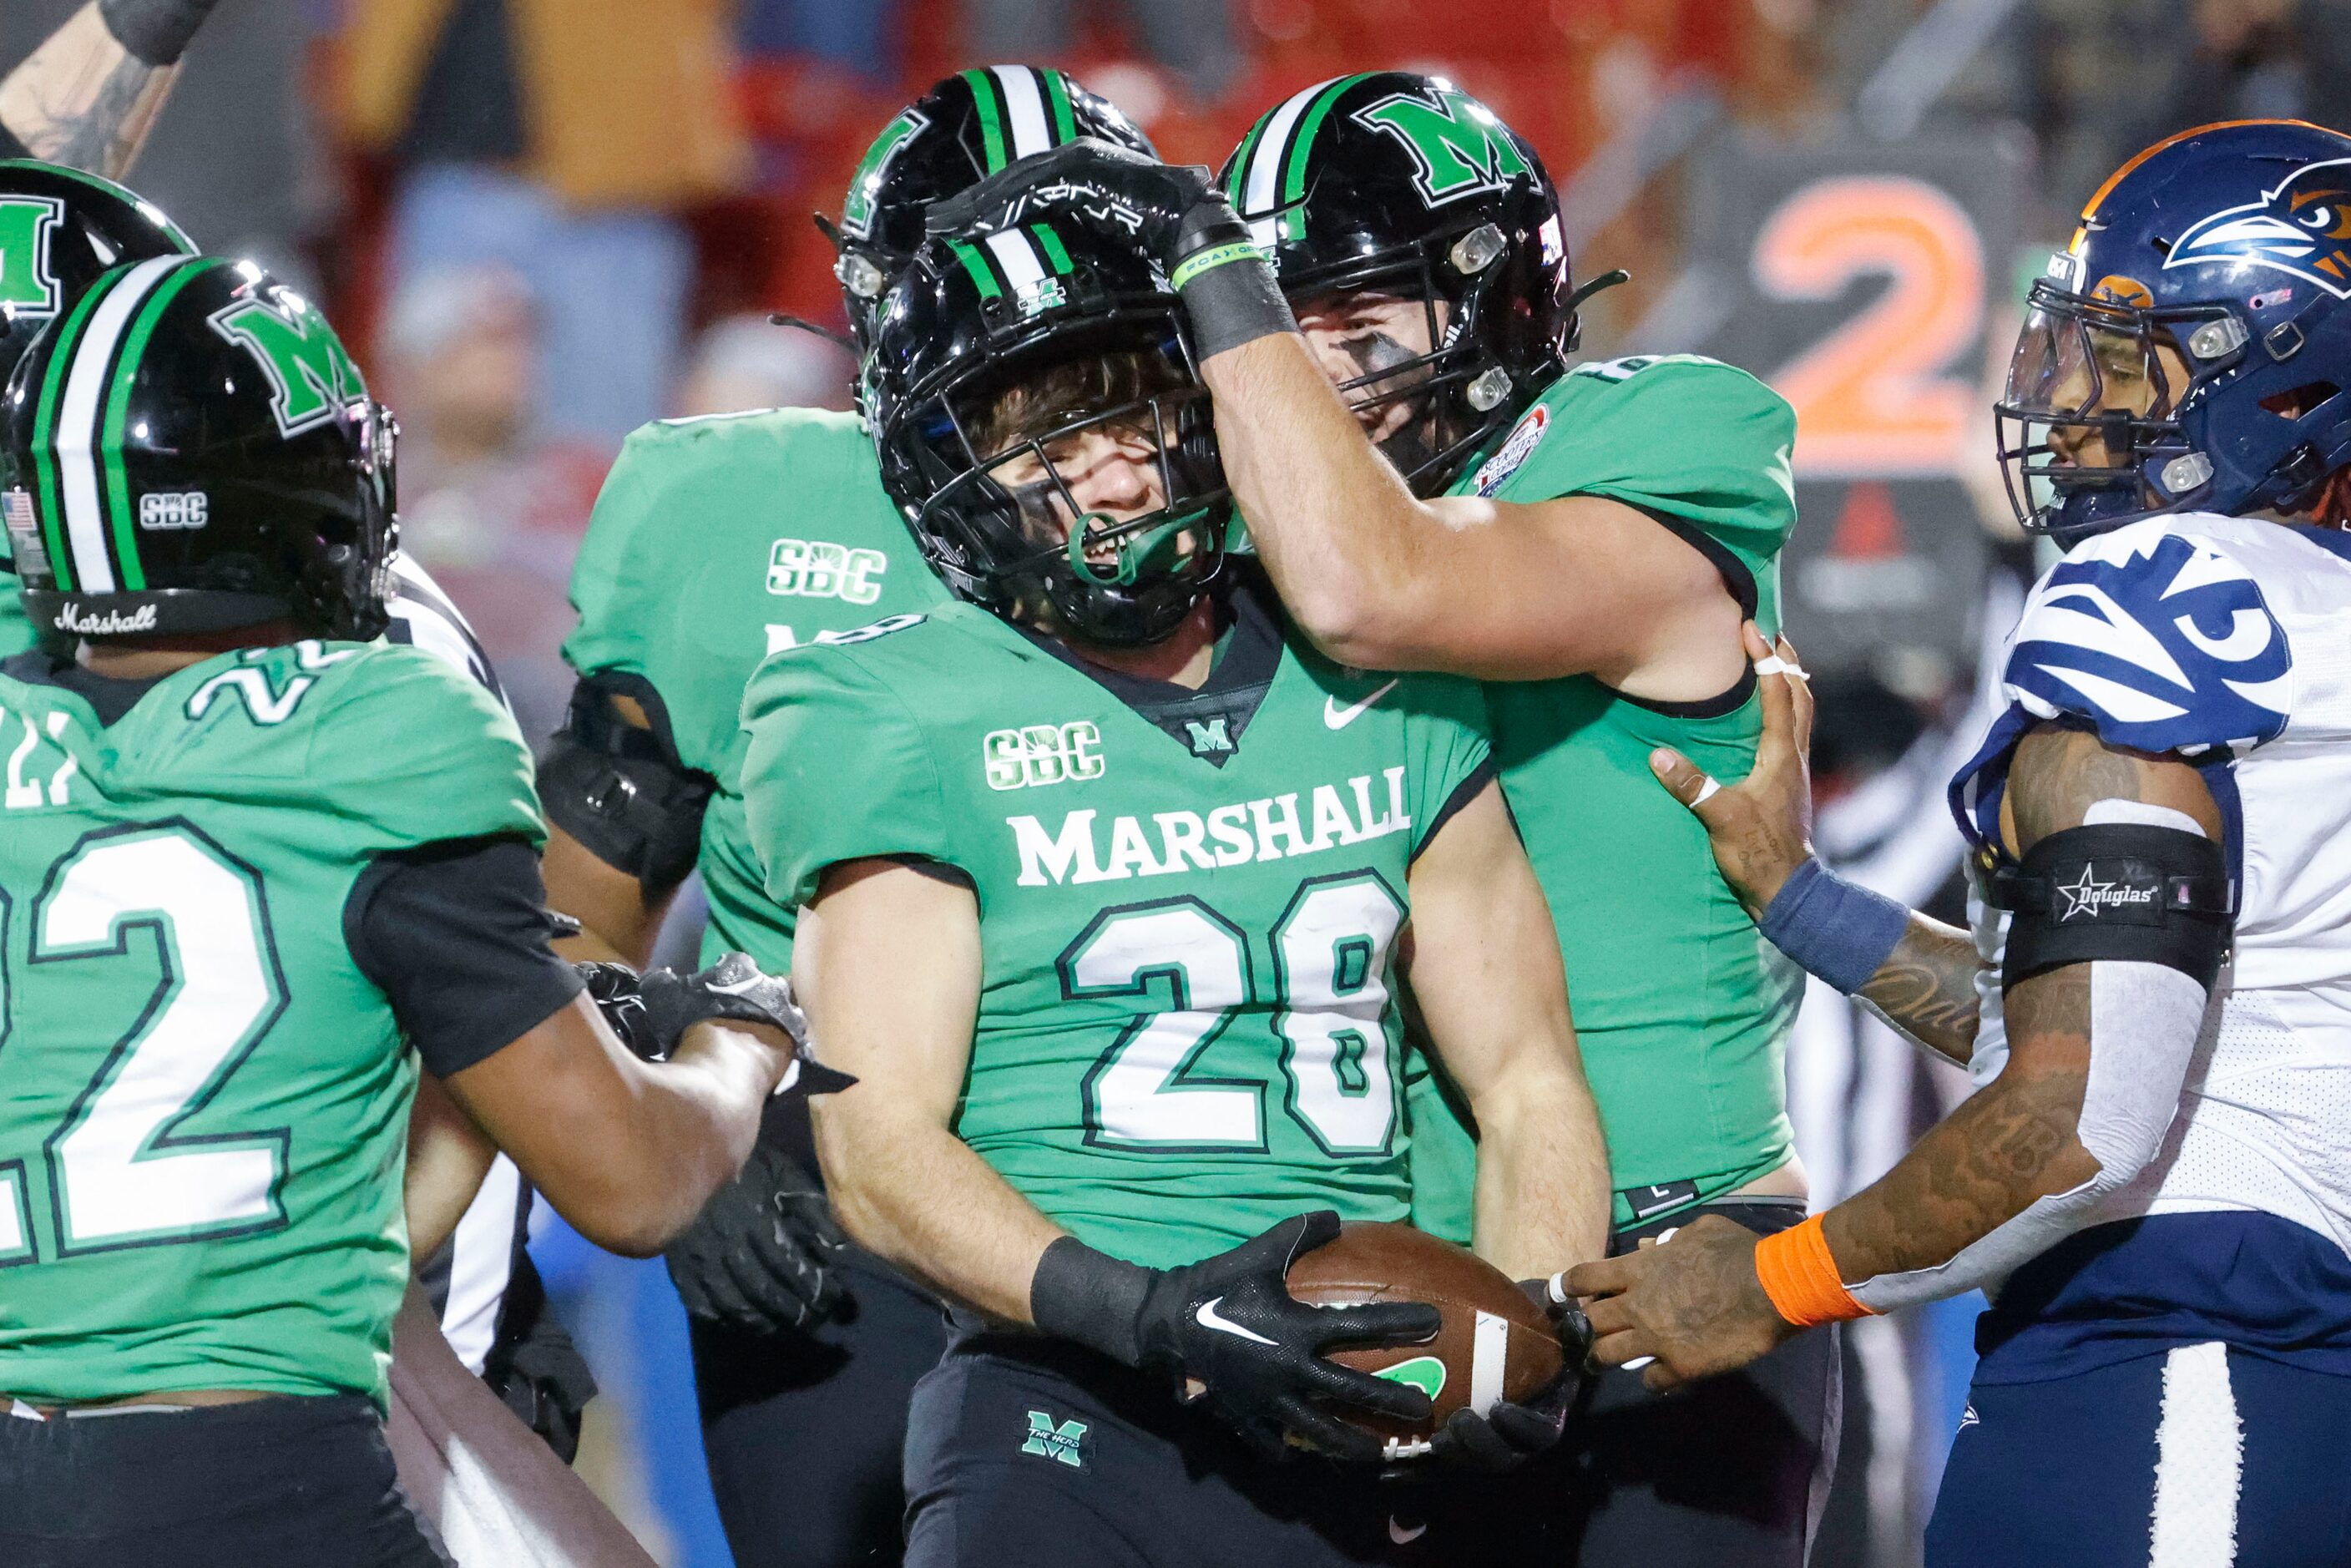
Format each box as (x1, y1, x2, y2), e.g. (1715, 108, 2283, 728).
(1428, 1274, 1595, 1471)
(1136, 1211, 1443, 1462)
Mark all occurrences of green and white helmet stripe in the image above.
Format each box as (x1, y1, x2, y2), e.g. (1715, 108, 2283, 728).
(0, 159, 198, 254)
(949, 223, 1076, 316)
(1226, 73, 1373, 251)
(961, 65, 1081, 174)
(32, 255, 224, 593)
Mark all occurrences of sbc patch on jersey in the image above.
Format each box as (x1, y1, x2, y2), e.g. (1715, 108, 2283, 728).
(1468, 404, 1547, 498)
(2003, 529, 2291, 755)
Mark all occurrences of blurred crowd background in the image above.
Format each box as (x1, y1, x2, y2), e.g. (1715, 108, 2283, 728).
(20, 0, 2347, 1561)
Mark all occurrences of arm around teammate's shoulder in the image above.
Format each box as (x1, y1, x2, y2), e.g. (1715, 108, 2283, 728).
(1401, 777, 1610, 1276)
(1206, 334, 1743, 686)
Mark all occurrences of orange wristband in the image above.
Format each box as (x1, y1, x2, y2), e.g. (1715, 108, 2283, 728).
(1752, 1215, 1876, 1328)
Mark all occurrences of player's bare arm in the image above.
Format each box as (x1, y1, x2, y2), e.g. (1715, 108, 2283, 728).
(796, 856, 1062, 1321)
(1200, 330, 1740, 689)
(404, 1071, 499, 1262)
(1651, 623, 1983, 1064)
(1399, 779, 1610, 1275)
(1572, 722, 2221, 1388)
(445, 991, 798, 1259)
(0, 0, 220, 176)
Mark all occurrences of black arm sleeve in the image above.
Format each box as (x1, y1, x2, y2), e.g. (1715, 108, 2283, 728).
(538, 671, 714, 895)
(345, 835, 588, 1079)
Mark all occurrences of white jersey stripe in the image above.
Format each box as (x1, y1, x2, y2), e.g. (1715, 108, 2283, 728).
(2150, 1341, 2242, 1568)
(984, 229, 1049, 297)
(56, 255, 182, 593)
(993, 65, 1054, 160)
(1241, 80, 1335, 252)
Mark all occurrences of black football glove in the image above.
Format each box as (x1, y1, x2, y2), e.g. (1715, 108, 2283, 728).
(1031, 1210, 1442, 1462)
(924, 139, 1294, 359)
(665, 1136, 848, 1336)
(575, 953, 852, 1090)
(100, 0, 225, 66)
(1428, 1273, 1595, 1472)
(574, 960, 655, 1058)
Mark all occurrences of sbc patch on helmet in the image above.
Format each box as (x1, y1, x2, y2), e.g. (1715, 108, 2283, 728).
(1469, 403, 1547, 498)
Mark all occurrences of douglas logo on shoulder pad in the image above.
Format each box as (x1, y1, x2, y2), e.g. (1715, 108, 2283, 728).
(53, 601, 159, 635)
(2055, 862, 2161, 922)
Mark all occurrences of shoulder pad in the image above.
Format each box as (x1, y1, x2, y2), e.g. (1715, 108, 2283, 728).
(2004, 520, 2293, 756)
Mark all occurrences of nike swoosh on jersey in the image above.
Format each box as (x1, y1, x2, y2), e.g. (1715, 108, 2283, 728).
(1389, 1518, 1430, 1544)
(1323, 680, 1399, 730)
(1194, 1297, 1278, 1344)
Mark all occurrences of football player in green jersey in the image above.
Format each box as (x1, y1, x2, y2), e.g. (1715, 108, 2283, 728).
(0, 257, 806, 1567)
(946, 73, 1828, 1560)
(745, 200, 1610, 1567)
(544, 67, 1155, 1568)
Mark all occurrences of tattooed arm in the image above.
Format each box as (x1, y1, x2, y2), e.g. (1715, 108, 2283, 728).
(1576, 721, 2220, 1388)
(0, 0, 220, 178)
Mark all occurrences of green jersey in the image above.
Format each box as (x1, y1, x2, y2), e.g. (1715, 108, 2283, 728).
(1440, 356, 1807, 1228)
(564, 408, 947, 971)
(0, 641, 540, 1404)
(740, 581, 1493, 1269)
(0, 556, 33, 660)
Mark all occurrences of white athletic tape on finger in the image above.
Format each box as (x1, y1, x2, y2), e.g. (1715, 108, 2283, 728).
(1622, 1356, 1656, 1371)
(1691, 777, 1722, 806)
(1469, 1310, 1511, 1415)
(1752, 655, 1809, 681)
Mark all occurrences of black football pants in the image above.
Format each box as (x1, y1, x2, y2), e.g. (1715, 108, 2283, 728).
(693, 1248, 950, 1568)
(0, 1393, 447, 1567)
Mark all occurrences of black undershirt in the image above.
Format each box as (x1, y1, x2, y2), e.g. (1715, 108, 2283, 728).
(8, 651, 581, 1079)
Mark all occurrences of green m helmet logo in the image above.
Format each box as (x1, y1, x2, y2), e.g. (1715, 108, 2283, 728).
(1352, 88, 1529, 207)
(208, 291, 367, 438)
(0, 195, 64, 316)
(842, 107, 930, 241)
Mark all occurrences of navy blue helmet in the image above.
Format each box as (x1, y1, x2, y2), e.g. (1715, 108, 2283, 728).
(1997, 119, 2351, 539)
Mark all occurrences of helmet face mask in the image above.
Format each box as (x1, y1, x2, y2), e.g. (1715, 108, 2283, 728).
(870, 230, 1230, 648)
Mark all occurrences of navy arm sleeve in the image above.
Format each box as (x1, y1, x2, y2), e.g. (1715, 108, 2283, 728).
(346, 834, 588, 1078)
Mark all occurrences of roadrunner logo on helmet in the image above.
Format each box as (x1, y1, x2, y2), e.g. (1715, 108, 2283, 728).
(1995, 119, 2351, 541)
(831, 67, 1156, 352)
(1218, 72, 1606, 496)
(866, 212, 1230, 648)
(3, 256, 397, 641)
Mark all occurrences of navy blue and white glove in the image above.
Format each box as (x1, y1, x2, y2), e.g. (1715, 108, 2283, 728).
(1429, 1274, 1594, 1471)
(665, 1136, 848, 1335)
(1031, 1210, 1441, 1461)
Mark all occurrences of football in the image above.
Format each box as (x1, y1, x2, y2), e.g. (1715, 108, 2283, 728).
(1284, 1221, 1564, 1461)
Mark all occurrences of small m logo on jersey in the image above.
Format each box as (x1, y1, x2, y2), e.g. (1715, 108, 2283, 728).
(1184, 718, 1234, 756)
(1020, 1410, 1088, 1469)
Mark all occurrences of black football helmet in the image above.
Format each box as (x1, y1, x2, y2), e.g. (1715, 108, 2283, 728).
(0, 161, 195, 384)
(1220, 73, 1583, 494)
(3, 257, 397, 641)
(835, 66, 1154, 345)
(867, 215, 1230, 646)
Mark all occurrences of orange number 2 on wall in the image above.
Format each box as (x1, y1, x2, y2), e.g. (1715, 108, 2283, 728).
(1753, 175, 1986, 478)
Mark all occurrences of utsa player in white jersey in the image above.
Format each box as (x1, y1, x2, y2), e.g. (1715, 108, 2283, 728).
(544, 68, 1155, 1568)
(1575, 119, 2351, 1565)
(748, 203, 1609, 1565)
(0, 255, 811, 1565)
